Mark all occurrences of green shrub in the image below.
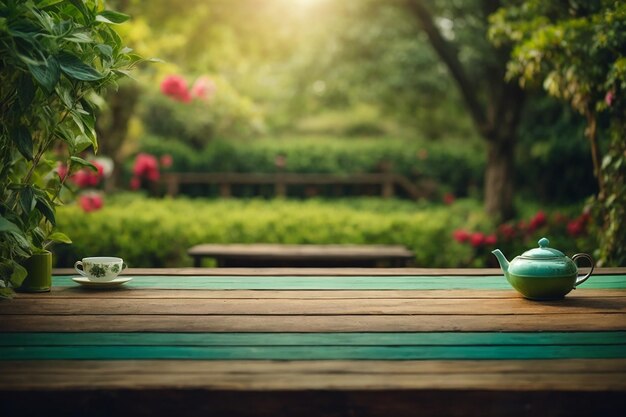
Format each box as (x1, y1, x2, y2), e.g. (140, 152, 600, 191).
(140, 77, 265, 149)
(139, 136, 486, 198)
(53, 195, 492, 268)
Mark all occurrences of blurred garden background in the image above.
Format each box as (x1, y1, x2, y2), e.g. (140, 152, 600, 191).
(9, 0, 624, 269)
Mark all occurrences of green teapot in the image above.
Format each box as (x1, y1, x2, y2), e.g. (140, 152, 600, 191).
(492, 237, 594, 300)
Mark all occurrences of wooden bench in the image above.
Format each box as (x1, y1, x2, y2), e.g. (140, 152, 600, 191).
(162, 172, 425, 199)
(187, 243, 415, 267)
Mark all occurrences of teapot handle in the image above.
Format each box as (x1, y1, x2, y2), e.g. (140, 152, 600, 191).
(572, 253, 595, 287)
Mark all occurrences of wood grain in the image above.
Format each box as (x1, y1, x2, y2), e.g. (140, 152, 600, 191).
(2, 360, 625, 391)
(2, 296, 625, 315)
(14, 288, 626, 299)
(2, 313, 624, 332)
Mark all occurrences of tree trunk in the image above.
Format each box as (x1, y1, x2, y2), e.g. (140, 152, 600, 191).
(484, 137, 516, 221)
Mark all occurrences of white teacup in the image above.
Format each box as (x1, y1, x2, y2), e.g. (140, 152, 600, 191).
(74, 257, 127, 282)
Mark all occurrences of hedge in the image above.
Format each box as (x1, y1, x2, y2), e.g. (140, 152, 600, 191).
(53, 195, 491, 268)
(139, 135, 486, 198)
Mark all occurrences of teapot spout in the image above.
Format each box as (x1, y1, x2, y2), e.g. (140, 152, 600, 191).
(491, 249, 509, 273)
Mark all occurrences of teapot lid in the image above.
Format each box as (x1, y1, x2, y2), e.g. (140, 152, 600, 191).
(520, 238, 565, 259)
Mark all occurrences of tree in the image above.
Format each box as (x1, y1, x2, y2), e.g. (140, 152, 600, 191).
(490, 0, 626, 265)
(402, 0, 525, 221)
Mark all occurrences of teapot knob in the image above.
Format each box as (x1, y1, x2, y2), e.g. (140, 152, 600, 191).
(538, 237, 550, 248)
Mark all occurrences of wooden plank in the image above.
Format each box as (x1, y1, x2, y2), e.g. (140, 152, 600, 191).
(4, 344, 625, 361)
(2, 296, 625, 315)
(47, 274, 626, 290)
(188, 244, 414, 258)
(55, 267, 626, 276)
(4, 331, 624, 347)
(1, 313, 624, 332)
(1, 359, 625, 391)
(13, 288, 626, 300)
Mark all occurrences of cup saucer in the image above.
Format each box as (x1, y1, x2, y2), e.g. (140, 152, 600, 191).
(72, 276, 133, 288)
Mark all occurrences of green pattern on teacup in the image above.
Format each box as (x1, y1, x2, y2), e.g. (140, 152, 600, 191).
(89, 264, 108, 278)
(111, 264, 120, 274)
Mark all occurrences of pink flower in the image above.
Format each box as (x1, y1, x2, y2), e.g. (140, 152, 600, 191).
(160, 75, 191, 103)
(79, 194, 104, 212)
(159, 154, 173, 169)
(190, 76, 216, 100)
(498, 223, 516, 240)
(528, 210, 547, 231)
(453, 229, 470, 243)
(442, 192, 455, 205)
(130, 176, 141, 190)
(605, 90, 614, 107)
(133, 153, 160, 179)
(70, 161, 104, 188)
(567, 219, 584, 237)
(470, 232, 485, 248)
(484, 234, 497, 246)
(56, 164, 69, 181)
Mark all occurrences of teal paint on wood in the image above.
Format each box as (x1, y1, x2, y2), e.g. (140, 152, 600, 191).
(2, 332, 626, 347)
(2, 344, 625, 361)
(52, 275, 626, 290)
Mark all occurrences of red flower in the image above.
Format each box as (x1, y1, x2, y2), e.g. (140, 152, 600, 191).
(470, 232, 485, 248)
(442, 192, 455, 205)
(159, 154, 173, 169)
(484, 234, 497, 246)
(498, 223, 516, 240)
(190, 76, 216, 100)
(56, 164, 69, 181)
(567, 212, 591, 237)
(567, 219, 584, 237)
(453, 229, 470, 243)
(133, 153, 160, 182)
(71, 162, 104, 188)
(160, 75, 191, 103)
(79, 194, 104, 212)
(605, 90, 614, 107)
(528, 210, 547, 231)
(130, 176, 141, 190)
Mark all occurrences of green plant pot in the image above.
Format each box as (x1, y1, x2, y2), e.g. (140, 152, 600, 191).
(18, 251, 52, 293)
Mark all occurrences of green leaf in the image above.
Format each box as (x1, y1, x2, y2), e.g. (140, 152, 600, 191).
(17, 74, 35, 110)
(68, 0, 90, 21)
(20, 186, 34, 214)
(0, 288, 15, 299)
(9, 263, 28, 288)
(70, 112, 98, 153)
(95, 44, 113, 59)
(27, 55, 60, 92)
(47, 232, 72, 244)
(73, 134, 94, 153)
(70, 156, 97, 172)
(58, 52, 104, 81)
(96, 10, 130, 24)
(66, 31, 93, 44)
(0, 215, 22, 234)
(35, 196, 56, 226)
(11, 126, 33, 161)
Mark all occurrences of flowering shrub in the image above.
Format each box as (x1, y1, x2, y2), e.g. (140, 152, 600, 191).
(130, 153, 172, 192)
(78, 193, 104, 213)
(160, 74, 215, 103)
(56, 158, 109, 213)
(453, 209, 596, 267)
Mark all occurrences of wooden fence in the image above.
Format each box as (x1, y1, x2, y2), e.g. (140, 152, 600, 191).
(161, 172, 425, 200)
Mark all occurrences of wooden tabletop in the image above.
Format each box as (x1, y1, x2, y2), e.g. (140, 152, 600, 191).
(187, 244, 415, 267)
(1, 268, 625, 417)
